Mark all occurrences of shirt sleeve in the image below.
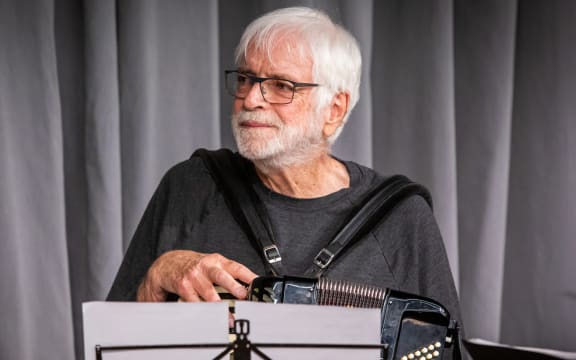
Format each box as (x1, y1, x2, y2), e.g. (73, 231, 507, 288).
(105, 170, 173, 301)
(105, 157, 212, 301)
(376, 195, 464, 330)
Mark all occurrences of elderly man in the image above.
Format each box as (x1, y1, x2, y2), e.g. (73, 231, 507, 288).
(107, 7, 461, 332)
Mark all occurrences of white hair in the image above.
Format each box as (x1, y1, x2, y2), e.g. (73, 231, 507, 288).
(234, 7, 362, 143)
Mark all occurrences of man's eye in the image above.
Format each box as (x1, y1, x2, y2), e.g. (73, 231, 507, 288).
(237, 75, 249, 84)
(271, 80, 294, 92)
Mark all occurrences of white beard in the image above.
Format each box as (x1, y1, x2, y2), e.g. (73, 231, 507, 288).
(231, 110, 327, 169)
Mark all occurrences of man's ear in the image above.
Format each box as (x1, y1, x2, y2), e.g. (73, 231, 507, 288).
(323, 91, 350, 139)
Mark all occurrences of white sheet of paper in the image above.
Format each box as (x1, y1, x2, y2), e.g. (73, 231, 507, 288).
(82, 301, 230, 360)
(234, 301, 382, 360)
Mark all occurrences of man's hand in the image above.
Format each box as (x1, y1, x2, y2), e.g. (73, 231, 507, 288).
(136, 250, 258, 302)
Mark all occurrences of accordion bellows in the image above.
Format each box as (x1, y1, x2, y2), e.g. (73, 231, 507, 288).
(247, 275, 459, 360)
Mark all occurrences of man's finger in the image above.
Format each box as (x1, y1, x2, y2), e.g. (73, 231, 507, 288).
(207, 267, 249, 299)
(224, 260, 259, 285)
(177, 276, 211, 302)
(193, 273, 222, 302)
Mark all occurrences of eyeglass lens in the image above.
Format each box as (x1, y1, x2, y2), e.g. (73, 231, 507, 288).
(226, 72, 294, 104)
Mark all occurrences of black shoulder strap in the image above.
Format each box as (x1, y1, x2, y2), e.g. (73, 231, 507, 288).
(304, 174, 432, 278)
(193, 148, 432, 278)
(192, 148, 285, 275)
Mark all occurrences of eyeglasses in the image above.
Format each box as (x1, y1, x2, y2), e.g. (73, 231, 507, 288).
(224, 70, 319, 104)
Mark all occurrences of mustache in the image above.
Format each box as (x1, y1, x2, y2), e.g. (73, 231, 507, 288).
(232, 111, 283, 127)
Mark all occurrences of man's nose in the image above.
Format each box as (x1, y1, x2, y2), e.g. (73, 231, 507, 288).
(242, 81, 267, 109)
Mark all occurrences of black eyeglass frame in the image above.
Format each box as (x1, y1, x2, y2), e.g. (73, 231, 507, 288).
(224, 70, 320, 104)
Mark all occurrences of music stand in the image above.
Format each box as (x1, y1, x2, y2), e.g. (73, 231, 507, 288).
(84, 301, 383, 360)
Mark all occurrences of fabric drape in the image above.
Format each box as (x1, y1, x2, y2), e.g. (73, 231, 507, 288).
(1, 1, 575, 359)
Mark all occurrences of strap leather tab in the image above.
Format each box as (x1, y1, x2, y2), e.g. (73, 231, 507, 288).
(313, 248, 336, 269)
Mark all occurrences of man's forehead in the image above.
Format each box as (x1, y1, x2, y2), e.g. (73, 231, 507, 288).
(241, 41, 313, 78)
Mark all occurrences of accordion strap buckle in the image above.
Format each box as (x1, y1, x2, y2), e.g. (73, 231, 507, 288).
(263, 245, 282, 264)
(313, 248, 335, 269)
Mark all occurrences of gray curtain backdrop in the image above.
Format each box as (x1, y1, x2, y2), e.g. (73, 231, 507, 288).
(1, 0, 575, 359)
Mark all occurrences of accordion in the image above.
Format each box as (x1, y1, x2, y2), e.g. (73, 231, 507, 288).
(247, 275, 460, 360)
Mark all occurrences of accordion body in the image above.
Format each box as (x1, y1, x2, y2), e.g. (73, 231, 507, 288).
(248, 275, 458, 360)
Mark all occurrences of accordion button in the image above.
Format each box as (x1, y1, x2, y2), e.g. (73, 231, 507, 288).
(422, 347, 428, 353)
(426, 354, 433, 359)
(401, 356, 408, 360)
(428, 344, 435, 351)
(433, 350, 440, 357)
(434, 342, 442, 348)
(408, 354, 415, 359)
(415, 350, 421, 356)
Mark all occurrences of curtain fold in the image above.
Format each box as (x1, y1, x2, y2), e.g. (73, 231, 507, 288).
(502, 0, 576, 349)
(332, 0, 375, 167)
(454, 0, 517, 341)
(0, 1, 75, 360)
(1, 1, 575, 359)
(371, 0, 460, 284)
(82, 0, 124, 307)
(117, 0, 221, 245)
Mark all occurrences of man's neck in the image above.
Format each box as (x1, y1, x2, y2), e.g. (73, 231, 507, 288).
(253, 153, 350, 199)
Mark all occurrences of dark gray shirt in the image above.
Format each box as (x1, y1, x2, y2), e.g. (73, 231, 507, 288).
(107, 151, 462, 329)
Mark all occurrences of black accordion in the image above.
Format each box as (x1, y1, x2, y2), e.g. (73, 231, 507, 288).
(247, 275, 460, 360)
